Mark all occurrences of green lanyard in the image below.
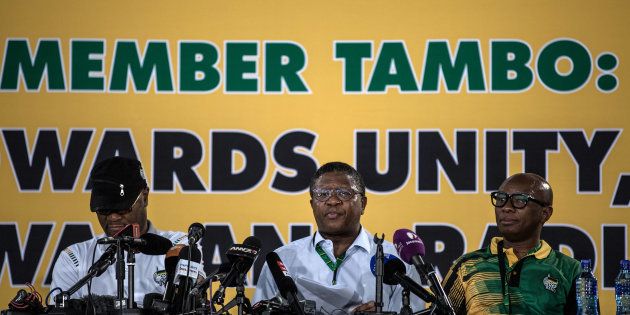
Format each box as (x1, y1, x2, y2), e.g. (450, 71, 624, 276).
(497, 241, 542, 312)
(315, 243, 346, 285)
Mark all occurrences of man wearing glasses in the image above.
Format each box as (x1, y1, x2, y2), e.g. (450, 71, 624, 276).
(254, 161, 424, 314)
(50, 157, 190, 306)
(442, 173, 581, 314)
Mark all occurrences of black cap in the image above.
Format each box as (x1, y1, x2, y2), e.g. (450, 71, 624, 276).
(89, 157, 148, 212)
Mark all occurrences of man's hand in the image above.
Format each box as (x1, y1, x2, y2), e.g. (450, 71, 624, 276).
(353, 301, 375, 313)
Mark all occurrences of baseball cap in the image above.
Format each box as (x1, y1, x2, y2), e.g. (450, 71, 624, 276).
(89, 156, 148, 212)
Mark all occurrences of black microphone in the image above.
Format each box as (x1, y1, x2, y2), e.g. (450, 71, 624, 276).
(375, 254, 436, 304)
(212, 236, 261, 304)
(188, 222, 205, 246)
(393, 229, 454, 315)
(136, 233, 173, 255)
(162, 244, 186, 304)
(88, 244, 118, 276)
(171, 246, 202, 313)
(143, 292, 166, 312)
(189, 262, 231, 296)
(96, 236, 144, 245)
(265, 252, 306, 315)
(96, 233, 172, 256)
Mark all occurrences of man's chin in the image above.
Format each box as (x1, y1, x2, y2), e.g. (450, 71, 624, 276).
(498, 227, 519, 239)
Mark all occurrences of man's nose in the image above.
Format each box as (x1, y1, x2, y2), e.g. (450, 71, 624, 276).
(499, 201, 516, 213)
(107, 212, 123, 220)
(326, 194, 342, 205)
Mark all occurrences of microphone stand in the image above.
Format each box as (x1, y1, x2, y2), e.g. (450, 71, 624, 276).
(412, 257, 455, 315)
(356, 234, 396, 315)
(374, 234, 385, 313)
(127, 248, 136, 309)
(54, 247, 117, 308)
(189, 271, 223, 315)
(400, 289, 412, 315)
(214, 271, 251, 315)
(113, 239, 143, 314)
(115, 240, 126, 310)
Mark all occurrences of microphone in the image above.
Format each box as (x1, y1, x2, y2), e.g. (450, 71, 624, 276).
(393, 229, 454, 315)
(188, 223, 205, 246)
(212, 236, 262, 304)
(173, 246, 203, 285)
(171, 246, 203, 313)
(143, 293, 165, 311)
(162, 244, 186, 304)
(265, 252, 306, 315)
(136, 233, 173, 255)
(96, 223, 143, 246)
(95, 233, 172, 255)
(88, 245, 118, 276)
(189, 262, 231, 296)
(370, 254, 436, 303)
(97, 235, 146, 246)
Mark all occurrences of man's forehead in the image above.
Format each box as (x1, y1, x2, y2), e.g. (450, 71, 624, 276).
(314, 172, 355, 187)
(499, 176, 541, 194)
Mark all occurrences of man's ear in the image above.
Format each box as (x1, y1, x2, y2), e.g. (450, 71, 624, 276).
(361, 196, 367, 215)
(142, 188, 149, 207)
(541, 206, 553, 223)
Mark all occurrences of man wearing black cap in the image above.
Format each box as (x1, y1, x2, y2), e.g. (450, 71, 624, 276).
(50, 156, 194, 307)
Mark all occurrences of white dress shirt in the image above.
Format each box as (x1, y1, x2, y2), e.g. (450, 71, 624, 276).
(254, 227, 426, 314)
(50, 221, 190, 307)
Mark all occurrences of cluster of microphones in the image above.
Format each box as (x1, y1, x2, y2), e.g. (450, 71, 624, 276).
(46, 224, 454, 315)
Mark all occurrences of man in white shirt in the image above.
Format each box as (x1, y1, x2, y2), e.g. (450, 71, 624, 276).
(50, 157, 191, 307)
(254, 162, 425, 314)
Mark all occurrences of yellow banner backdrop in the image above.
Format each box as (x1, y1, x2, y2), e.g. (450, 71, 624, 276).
(1, 1, 629, 313)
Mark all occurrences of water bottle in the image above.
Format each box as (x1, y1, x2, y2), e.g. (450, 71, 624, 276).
(616, 259, 630, 314)
(576, 259, 599, 315)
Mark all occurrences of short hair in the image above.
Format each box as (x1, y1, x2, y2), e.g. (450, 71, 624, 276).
(309, 162, 366, 195)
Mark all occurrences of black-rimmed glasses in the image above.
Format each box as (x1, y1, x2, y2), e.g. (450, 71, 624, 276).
(490, 191, 548, 209)
(311, 188, 363, 202)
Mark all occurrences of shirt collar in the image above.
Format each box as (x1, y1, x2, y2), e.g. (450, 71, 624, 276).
(146, 220, 157, 234)
(490, 236, 552, 266)
(312, 226, 371, 253)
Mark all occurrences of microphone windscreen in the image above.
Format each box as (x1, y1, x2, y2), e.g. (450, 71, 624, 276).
(243, 236, 262, 249)
(188, 222, 205, 237)
(178, 245, 202, 263)
(165, 244, 185, 280)
(142, 293, 163, 308)
(382, 256, 407, 285)
(265, 252, 297, 297)
(213, 262, 233, 280)
(138, 233, 173, 255)
(393, 229, 426, 264)
(370, 253, 397, 273)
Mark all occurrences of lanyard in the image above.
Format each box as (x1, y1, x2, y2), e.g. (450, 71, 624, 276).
(497, 241, 541, 313)
(315, 243, 346, 285)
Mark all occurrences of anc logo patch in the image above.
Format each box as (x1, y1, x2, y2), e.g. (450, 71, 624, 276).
(543, 274, 559, 293)
(154, 270, 168, 287)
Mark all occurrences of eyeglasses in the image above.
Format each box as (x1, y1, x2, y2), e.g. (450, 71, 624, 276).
(490, 191, 548, 209)
(311, 188, 363, 202)
(96, 192, 143, 216)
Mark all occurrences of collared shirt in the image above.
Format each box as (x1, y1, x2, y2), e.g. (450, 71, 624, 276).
(442, 237, 581, 315)
(254, 228, 425, 314)
(50, 221, 190, 306)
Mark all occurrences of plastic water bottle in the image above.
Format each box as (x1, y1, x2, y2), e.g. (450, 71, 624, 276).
(576, 259, 599, 315)
(616, 259, 630, 314)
